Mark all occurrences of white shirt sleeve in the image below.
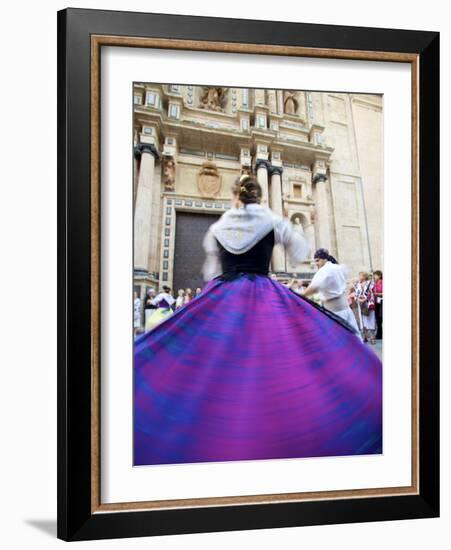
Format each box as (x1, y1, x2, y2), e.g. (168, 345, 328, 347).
(201, 228, 222, 281)
(150, 295, 161, 306)
(273, 215, 310, 264)
(309, 267, 329, 291)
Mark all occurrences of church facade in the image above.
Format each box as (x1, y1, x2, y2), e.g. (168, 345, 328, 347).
(133, 83, 383, 299)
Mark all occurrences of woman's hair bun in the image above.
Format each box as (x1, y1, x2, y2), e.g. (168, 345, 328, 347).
(232, 174, 262, 205)
(239, 173, 252, 184)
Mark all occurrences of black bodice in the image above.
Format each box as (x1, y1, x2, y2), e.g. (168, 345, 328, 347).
(216, 230, 275, 278)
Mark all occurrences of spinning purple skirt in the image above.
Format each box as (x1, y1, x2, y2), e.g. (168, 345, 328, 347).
(134, 274, 382, 466)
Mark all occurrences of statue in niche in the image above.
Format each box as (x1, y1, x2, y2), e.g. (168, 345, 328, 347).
(287, 215, 307, 268)
(283, 90, 299, 115)
(292, 215, 304, 232)
(199, 87, 228, 112)
(162, 157, 176, 192)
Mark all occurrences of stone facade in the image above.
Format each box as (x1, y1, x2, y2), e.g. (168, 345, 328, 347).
(133, 84, 383, 298)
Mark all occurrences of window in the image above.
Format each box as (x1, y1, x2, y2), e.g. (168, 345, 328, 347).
(293, 184, 302, 199)
(257, 114, 266, 128)
(242, 88, 249, 108)
(240, 118, 249, 131)
(168, 103, 180, 119)
(146, 91, 158, 107)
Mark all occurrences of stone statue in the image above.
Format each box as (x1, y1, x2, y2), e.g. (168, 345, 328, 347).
(283, 90, 298, 115)
(199, 87, 227, 112)
(162, 157, 176, 192)
(293, 216, 304, 231)
(287, 215, 305, 269)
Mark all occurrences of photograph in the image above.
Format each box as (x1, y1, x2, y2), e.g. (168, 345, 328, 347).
(132, 83, 384, 467)
(54, 6, 440, 541)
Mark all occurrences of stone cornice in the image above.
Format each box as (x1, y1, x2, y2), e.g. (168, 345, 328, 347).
(183, 105, 237, 119)
(284, 197, 315, 206)
(250, 128, 277, 141)
(350, 95, 383, 112)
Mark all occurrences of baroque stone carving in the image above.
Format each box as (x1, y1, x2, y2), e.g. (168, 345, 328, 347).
(197, 161, 222, 197)
(283, 90, 299, 115)
(199, 87, 227, 112)
(162, 157, 176, 192)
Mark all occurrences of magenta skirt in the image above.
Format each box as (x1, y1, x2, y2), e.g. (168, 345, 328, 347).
(134, 274, 382, 466)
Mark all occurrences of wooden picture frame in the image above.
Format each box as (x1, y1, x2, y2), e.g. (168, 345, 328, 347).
(57, 7, 439, 541)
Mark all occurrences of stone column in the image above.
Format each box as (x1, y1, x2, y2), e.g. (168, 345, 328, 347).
(313, 173, 331, 252)
(134, 143, 159, 272)
(277, 90, 284, 115)
(269, 166, 286, 272)
(133, 154, 139, 206)
(256, 159, 270, 205)
(267, 90, 278, 113)
(254, 88, 265, 106)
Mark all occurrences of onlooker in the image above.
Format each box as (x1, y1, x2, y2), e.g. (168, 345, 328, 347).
(175, 289, 185, 309)
(373, 270, 383, 339)
(288, 279, 301, 294)
(133, 291, 141, 338)
(348, 278, 362, 332)
(144, 288, 157, 331)
(299, 280, 310, 295)
(184, 288, 193, 305)
(356, 272, 376, 344)
(195, 287, 202, 297)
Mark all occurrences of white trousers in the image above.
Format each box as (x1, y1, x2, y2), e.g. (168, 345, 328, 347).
(335, 307, 361, 336)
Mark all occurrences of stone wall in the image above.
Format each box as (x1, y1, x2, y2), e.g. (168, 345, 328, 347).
(132, 84, 383, 299)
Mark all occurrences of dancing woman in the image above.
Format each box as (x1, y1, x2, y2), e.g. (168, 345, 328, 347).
(145, 285, 175, 331)
(303, 248, 361, 334)
(134, 174, 382, 466)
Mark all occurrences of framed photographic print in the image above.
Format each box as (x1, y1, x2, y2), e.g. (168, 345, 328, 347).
(57, 8, 440, 541)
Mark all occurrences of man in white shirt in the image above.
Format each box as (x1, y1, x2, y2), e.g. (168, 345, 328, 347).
(303, 248, 360, 334)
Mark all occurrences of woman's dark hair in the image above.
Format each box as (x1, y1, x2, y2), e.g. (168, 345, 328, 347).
(231, 174, 262, 205)
(314, 248, 338, 264)
(162, 285, 171, 293)
(373, 270, 383, 279)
